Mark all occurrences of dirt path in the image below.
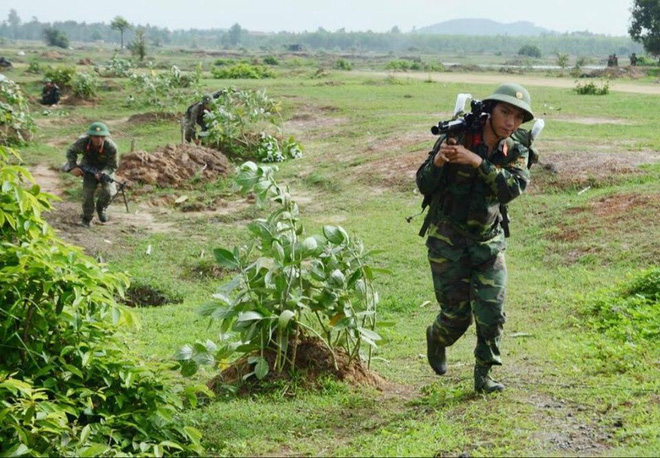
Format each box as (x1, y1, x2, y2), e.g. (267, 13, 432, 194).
(363, 71, 660, 95)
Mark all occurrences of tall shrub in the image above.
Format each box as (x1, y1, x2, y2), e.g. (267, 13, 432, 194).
(0, 147, 206, 455)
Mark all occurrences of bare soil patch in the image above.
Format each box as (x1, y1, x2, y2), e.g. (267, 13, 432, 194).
(117, 143, 230, 189)
(530, 149, 660, 193)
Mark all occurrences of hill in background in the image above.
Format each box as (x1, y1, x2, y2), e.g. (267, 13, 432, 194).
(415, 18, 557, 36)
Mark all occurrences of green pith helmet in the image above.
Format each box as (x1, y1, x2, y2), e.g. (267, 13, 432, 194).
(87, 122, 110, 137)
(202, 95, 212, 104)
(44, 78, 52, 84)
(483, 83, 534, 123)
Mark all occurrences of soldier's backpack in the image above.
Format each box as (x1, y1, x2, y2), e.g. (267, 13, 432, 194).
(410, 119, 544, 238)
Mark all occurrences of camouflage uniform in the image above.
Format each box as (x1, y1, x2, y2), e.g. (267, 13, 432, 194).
(417, 131, 530, 368)
(40, 82, 60, 105)
(65, 135, 118, 222)
(182, 98, 210, 143)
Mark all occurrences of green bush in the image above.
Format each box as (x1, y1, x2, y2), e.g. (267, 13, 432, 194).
(0, 78, 36, 146)
(0, 147, 207, 455)
(263, 56, 279, 65)
(44, 65, 77, 88)
(127, 65, 200, 112)
(42, 27, 69, 48)
(333, 58, 353, 70)
(211, 63, 275, 79)
(574, 79, 610, 95)
(518, 44, 542, 58)
(201, 87, 302, 162)
(176, 162, 382, 381)
(71, 72, 100, 100)
(102, 54, 132, 77)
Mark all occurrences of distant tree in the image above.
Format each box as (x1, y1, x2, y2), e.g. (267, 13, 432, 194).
(629, 0, 660, 57)
(556, 52, 569, 69)
(518, 44, 542, 58)
(7, 9, 21, 39)
(390, 26, 401, 34)
(228, 23, 243, 46)
(128, 28, 147, 61)
(43, 27, 70, 48)
(110, 16, 131, 49)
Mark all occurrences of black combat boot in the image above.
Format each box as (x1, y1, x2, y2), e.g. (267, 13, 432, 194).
(80, 217, 92, 228)
(474, 364, 505, 394)
(426, 325, 447, 375)
(97, 207, 108, 223)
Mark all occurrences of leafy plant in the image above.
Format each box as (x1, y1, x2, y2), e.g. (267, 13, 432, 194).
(201, 87, 302, 162)
(103, 53, 133, 77)
(44, 65, 76, 88)
(128, 65, 200, 112)
(0, 77, 36, 146)
(24, 58, 41, 75)
(211, 63, 275, 79)
(333, 58, 353, 70)
(176, 162, 383, 381)
(0, 147, 207, 455)
(574, 79, 610, 95)
(71, 72, 100, 99)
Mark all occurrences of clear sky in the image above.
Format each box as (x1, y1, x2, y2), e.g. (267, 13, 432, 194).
(0, 0, 634, 36)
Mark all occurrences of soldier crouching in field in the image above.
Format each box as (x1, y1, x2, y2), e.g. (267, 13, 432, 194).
(40, 78, 60, 106)
(61, 122, 118, 227)
(417, 83, 535, 394)
(182, 94, 213, 145)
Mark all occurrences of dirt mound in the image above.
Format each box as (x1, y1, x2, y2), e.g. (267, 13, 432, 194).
(207, 336, 386, 395)
(128, 112, 181, 124)
(77, 58, 94, 65)
(587, 66, 647, 79)
(117, 143, 231, 189)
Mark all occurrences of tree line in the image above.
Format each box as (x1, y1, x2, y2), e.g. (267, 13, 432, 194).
(0, 9, 644, 58)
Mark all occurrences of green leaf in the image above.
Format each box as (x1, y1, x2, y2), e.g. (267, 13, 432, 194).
(237, 311, 264, 322)
(78, 444, 110, 457)
(174, 345, 193, 361)
(213, 248, 239, 269)
(254, 356, 269, 380)
(278, 309, 296, 328)
(5, 444, 30, 457)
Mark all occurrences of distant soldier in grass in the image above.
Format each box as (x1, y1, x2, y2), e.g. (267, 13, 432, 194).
(182, 94, 213, 145)
(417, 83, 535, 394)
(61, 122, 118, 227)
(40, 78, 60, 106)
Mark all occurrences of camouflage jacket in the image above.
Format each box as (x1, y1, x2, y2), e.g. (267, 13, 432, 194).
(416, 132, 530, 254)
(66, 136, 118, 176)
(185, 102, 208, 130)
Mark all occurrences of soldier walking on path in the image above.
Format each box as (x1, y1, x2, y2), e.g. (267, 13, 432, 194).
(417, 83, 535, 394)
(61, 122, 118, 227)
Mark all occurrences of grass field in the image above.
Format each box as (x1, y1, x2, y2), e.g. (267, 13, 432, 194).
(3, 42, 660, 456)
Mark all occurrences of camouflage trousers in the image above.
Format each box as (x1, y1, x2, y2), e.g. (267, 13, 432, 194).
(427, 236, 507, 367)
(181, 116, 196, 143)
(82, 174, 116, 220)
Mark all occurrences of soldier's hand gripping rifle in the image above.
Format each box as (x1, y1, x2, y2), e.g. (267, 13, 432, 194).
(77, 164, 130, 213)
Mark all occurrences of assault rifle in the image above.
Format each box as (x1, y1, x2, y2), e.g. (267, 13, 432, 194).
(431, 93, 489, 137)
(77, 164, 130, 213)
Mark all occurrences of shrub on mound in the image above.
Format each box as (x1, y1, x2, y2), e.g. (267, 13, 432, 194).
(0, 147, 206, 456)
